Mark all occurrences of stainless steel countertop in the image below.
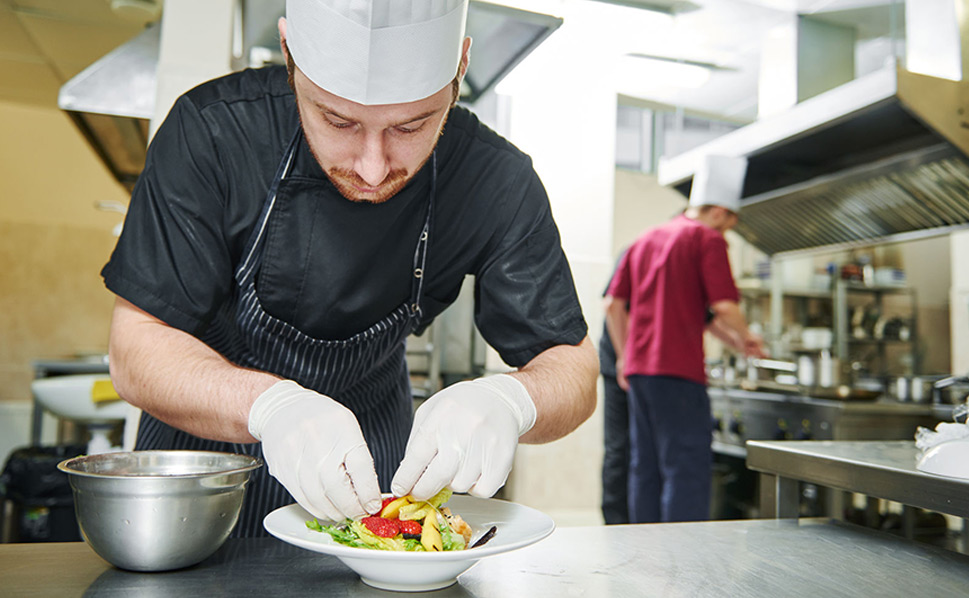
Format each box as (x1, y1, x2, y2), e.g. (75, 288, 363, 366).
(708, 385, 948, 416)
(747, 440, 969, 519)
(4, 519, 969, 597)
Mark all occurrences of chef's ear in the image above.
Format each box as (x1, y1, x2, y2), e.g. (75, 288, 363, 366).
(458, 37, 472, 80)
(278, 17, 288, 59)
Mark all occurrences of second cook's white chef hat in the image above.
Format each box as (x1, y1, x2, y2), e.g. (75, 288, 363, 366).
(285, 0, 469, 105)
(688, 155, 748, 213)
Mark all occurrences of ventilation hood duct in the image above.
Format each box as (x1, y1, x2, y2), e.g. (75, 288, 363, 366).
(657, 5, 969, 256)
(58, 1, 562, 193)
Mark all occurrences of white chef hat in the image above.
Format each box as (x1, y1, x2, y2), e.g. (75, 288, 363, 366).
(688, 155, 748, 213)
(285, 0, 469, 105)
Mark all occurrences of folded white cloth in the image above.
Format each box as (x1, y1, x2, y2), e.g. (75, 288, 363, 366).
(915, 421, 969, 452)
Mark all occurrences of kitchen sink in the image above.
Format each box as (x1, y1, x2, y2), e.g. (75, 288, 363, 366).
(31, 374, 131, 453)
(31, 374, 129, 423)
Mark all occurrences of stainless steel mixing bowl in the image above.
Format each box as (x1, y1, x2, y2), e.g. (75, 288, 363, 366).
(57, 450, 262, 572)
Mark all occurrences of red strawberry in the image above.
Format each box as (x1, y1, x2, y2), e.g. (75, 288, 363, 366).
(399, 520, 422, 536)
(362, 516, 400, 538)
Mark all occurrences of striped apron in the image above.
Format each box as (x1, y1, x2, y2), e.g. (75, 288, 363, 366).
(135, 127, 435, 537)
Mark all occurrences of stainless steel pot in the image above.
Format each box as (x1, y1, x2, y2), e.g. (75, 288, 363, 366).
(890, 375, 946, 403)
(775, 351, 847, 389)
(794, 351, 843, 388)
(817, 351, 841, 388)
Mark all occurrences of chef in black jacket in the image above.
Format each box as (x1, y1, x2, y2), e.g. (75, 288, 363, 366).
(101, 0, 597, 537)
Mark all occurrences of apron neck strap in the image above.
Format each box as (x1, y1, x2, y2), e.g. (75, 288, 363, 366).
(237, 127, 303, 277)
(409, 150, 436, 317)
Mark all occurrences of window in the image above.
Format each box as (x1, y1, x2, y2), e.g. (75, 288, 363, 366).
(616, 104, 741, 173)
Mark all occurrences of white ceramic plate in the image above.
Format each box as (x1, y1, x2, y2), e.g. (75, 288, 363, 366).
(263, 494, 555, 592)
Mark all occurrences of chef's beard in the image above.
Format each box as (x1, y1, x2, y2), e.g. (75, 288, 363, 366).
(295, 106, 438, 204)
(323, 161, 412, 204)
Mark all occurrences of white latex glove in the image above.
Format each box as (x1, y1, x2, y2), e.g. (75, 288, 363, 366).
(248, 380, 382, 521)
(391, 374, 536, 500)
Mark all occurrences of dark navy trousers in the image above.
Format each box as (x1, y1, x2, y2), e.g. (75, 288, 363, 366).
(626, 375, 712, 523)
(600, 372, 630, 524)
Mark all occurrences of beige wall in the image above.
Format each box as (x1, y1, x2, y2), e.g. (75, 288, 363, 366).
(611, 168, 688, 260)
(882, 236, 951, 374)
(952, 231, 969, 375)
(0, 100, 125, 403)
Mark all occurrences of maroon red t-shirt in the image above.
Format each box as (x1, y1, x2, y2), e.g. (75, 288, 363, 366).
(607, 214, 739, 384)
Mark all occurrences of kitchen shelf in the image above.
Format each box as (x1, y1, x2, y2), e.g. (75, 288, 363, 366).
(744, 277, 919, 379)
(832, 279, 918, 377)
(836, 283, 913, 294)
(740, 285, 830, 299)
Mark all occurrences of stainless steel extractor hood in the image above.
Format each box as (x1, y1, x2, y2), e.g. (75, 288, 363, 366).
(657, 6, 969, 256)
(58, 23, 159, 191)
(58, 1, 562, 193)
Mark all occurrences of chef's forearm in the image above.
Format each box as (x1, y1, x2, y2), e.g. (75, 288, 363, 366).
(710, 300, 755, 346)
(707, 317, 744, 352)
(108, 297, 281, 443)
(510, 335, 598, 444)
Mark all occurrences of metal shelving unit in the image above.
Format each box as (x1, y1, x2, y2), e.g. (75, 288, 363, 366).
(832, 279, 918, 376)
(738, 277, 919, 379)
(405, 323, 443, 403)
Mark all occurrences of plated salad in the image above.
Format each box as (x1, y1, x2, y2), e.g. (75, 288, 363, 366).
(306, 488, 491, 552)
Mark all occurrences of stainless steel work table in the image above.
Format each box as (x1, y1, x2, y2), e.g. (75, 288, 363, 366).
(747, 440, 969, 519)
(5, 518, 969, 597)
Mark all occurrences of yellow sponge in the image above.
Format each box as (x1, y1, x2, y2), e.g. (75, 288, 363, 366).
(91, 379, 121, 403)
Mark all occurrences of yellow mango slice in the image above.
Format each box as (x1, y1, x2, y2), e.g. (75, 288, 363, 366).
(379, 496, 411, 519)
(421, 514, 443, 552)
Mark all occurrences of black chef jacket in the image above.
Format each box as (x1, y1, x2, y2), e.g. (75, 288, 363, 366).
(101, 65, 587, 367)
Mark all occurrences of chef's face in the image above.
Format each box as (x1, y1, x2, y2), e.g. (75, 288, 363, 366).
(281, 25, 468, 204)
(710, 207, 739, 233)
(294, 72, 452, 203)
(719, 209, 739, 233)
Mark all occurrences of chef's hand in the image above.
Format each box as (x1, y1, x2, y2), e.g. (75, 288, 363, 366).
(248, 380, 382, 521)
(615, 357, 629, 392)
(743, 332, 768, 359)
(391, 374, 537, 501)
